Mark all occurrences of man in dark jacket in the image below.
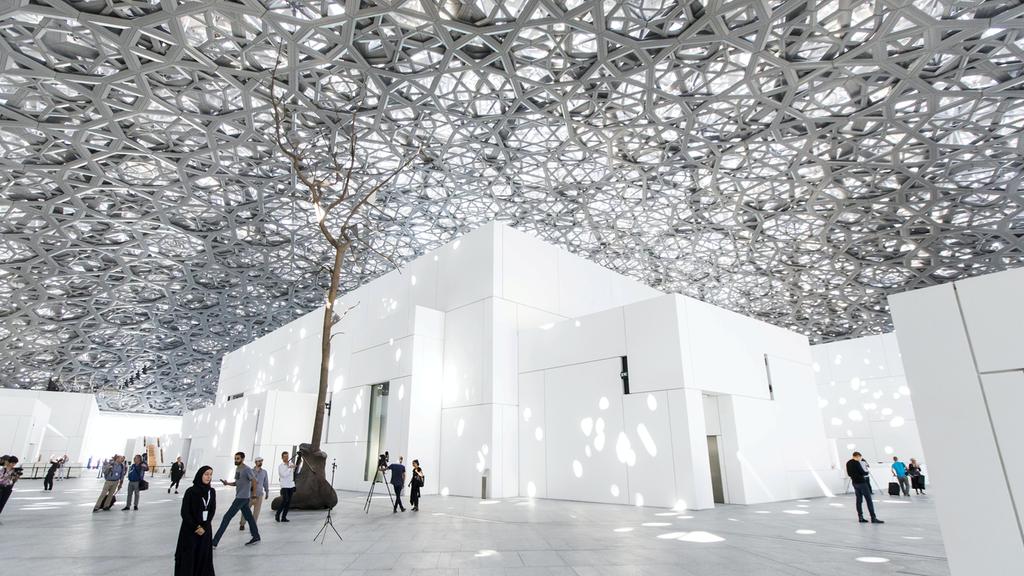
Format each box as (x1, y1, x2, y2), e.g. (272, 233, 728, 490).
(387, 456, 407, 513)
(847, 452, 883, 524)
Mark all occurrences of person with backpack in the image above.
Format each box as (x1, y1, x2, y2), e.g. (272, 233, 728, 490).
(93, 455, 126, 512)
(891, 456, 910, 496)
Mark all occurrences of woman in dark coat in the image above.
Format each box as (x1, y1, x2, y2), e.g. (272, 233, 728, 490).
(174, 466, 216, 576)
(169, 457, 185, 494)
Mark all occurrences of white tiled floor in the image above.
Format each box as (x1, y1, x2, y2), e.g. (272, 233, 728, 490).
(3, 477, 949, 575)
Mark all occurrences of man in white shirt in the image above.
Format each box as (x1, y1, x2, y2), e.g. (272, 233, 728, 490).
(276, 451, 296, 522)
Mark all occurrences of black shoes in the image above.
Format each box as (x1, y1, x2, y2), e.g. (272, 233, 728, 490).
(133, 506, 138, 511)
(122, 507, 130, 511)
(859, 518, 868, 523)
(167, 488, 171, 493)
(871, 518, 885, 524)
(245, 537, 261, 546)
(281, 518, 289, 522)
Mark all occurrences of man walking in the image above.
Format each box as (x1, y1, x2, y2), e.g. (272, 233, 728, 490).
(891, 456, 910, 496)
(388, 456, 407, 513)
(213, 452, 260, 547)
(276, 451, 295, 522)
(93, 455, 126, 512)
(240, 457, 269, 530)
(847, 452, 884, 524)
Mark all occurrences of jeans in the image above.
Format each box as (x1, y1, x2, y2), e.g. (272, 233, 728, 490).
(853, 482, 877, 520)
(896, 475, 910, 496)
(392, 484, 406, 511)
(278, 487, 295, 520)
(213, 497, 259, 545)
(125, 480, 141, 508)
(0, 485, 12, 515)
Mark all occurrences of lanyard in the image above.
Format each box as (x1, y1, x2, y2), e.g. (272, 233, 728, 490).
(202, 492, 210, 510)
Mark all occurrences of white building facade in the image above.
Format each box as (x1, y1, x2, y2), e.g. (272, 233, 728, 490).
(184, 223, 839, 508)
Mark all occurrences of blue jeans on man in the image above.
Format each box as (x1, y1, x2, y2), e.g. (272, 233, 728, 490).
(853, 482, 877, 521)
(213, 497, 260, 546)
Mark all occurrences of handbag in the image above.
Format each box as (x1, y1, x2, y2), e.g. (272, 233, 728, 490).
(139, 479, 149, 491)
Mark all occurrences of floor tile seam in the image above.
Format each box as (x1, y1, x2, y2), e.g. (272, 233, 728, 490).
(706, 528, 948, 562)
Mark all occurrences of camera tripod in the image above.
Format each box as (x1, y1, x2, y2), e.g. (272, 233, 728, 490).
(313, 459, 342, 544)
(362, 467, 395, 514)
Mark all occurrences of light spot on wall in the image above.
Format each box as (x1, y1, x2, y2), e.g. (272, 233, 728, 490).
(616, 432, 636, 466)
(881, 408, 893, 416)
(394, 348, 402, 362)
(812, 362, 821, 372)
(580, 417, 594, 437)
(830, 417, 843, 426)
(634, 493, 645, 507)
(673, 500, 688, 511)
(572, 460, 583, 478)
(838, 397, 847, 405)
(522, 407, 532, 422)
(398, 383, 405, 401)
(818, 397, 828, 408)
(847, 410, 863, 422)
(610, 484, 620, 497)
(637, 423, 657, 457)
(574, 320, 581, 327)
(482, 444, 489, 456)
(884, 446, 893, 455)
(890, 416, 905, 428)
(540, 322, 555, 330)
(585, 446, 592, 458)
(594, 433, 606, 452)
(410, 275, 417, 286)
(457, 418, 465, 437)
(440, 486, 449, 496)
(846, 443, 856, 450)
(599, 397, 609, 410)
(646, 394, 658, 411)
(534, 427, 544, 441)
(898, 385, 910, 396)
(834, 354, 843, 365)
(527, 481, 536, 497)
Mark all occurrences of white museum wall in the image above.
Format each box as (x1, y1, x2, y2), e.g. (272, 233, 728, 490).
(890, 267, 1024, 575)
(0, 395, 49, 463)
(186, 222, 829, 509)
(517, 294, 834, 508)
(0, 389, 184, 468)
(810, 334, 926, 486)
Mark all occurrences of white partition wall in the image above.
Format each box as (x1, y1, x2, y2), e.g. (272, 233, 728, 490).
(810, 334, 925, 482)
(0, 395, 49, 462)
(185, 222, 832, 508)
(889, 267, 1024, 575)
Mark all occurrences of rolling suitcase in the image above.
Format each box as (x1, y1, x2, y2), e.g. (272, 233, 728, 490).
(888, 481, 900, 496)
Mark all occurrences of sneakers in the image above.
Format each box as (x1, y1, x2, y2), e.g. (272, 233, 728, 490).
(245, 537, 261, 546)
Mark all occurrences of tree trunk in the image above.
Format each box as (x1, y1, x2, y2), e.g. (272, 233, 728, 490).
(311, 243, 346, 450)
(281, 243, 346, 511)
(271, 443, 338, 511)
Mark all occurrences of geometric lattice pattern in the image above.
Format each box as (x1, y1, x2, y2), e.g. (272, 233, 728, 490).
(2, 0, 1023, 413)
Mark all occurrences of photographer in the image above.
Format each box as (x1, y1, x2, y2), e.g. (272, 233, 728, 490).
(0, 455, 22, 517)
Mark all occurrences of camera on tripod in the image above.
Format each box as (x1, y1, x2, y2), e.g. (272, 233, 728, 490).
(377, 451, 389, 471)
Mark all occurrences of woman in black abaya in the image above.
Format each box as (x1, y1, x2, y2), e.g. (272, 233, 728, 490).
(174, 466, 216, 576)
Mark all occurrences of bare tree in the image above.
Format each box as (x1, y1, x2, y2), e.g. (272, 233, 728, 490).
(267, 47, 419, 509)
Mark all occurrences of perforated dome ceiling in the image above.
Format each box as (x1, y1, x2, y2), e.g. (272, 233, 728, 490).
(1, 0, 1023, 413)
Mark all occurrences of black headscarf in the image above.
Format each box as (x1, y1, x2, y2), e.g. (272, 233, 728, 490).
(192, 466, 213, 497)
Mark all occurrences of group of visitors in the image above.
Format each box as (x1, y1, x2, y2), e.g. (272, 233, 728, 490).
(175, 451, 297, 575)
(92, 454, 150, 511)
(846, 451, 927, 525)
(890, 456, 926, 496)
(385, 455, 425, 513)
